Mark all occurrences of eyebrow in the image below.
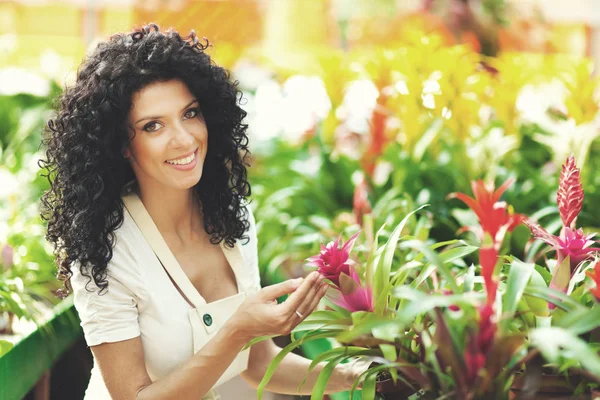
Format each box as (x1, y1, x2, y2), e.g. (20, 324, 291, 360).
(135, 99, 199, 124)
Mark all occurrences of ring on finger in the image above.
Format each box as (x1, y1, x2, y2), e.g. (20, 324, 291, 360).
(295, 310, 304, 319)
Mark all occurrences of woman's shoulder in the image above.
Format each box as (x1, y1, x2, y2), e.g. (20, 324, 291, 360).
(70, 206, 145, 294)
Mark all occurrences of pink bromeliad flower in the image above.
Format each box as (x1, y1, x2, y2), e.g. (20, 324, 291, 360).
(586, 259, 600, 302)
(306, 232, 360, 287)
(332, 268, 374, 312)
(525, 155, 599, 294)
(449, 179, 526, 248)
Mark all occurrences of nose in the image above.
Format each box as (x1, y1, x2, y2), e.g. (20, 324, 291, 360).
(170, 121, 195, 148)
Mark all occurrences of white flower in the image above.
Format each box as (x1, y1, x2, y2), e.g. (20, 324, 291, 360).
(280, 76, 331, 142)
(245, 76, 332, 145)
(532, 118, 600, 170)
(0, 68, 50, 97)
(467, 127, 519, 177)
(517, 79, 600, 169)
(516, 79, 569, 132)
(232, 60, 273, 92)
(336, 79, 379, 134)
(245, 80, 284, 143)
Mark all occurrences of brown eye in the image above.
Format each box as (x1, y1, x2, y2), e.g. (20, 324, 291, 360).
(143, 121, 161, 132)
(184, 108, 199, 120)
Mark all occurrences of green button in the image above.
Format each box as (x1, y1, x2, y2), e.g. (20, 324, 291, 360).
(203, 313, 213, 327)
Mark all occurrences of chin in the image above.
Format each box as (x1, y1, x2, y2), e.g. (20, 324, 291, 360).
(175, 173, 202, 190)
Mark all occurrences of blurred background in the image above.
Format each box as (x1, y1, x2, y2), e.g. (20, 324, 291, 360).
(1, 0, 600, 399)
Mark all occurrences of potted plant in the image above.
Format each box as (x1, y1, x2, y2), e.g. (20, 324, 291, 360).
(254, 155, 600, 400)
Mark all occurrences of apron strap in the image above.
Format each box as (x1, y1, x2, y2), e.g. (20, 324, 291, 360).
(123, 191, 207, 307)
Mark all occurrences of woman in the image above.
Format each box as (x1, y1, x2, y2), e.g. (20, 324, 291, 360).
(40, 24, 363, 399)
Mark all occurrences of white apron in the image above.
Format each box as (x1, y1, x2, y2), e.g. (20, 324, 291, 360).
(123, 192, 251, 400)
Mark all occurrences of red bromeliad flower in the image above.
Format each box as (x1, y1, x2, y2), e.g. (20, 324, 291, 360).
(479, 235, 499, 306)
(450, 179, 520, 307)
(557, 155, 584, 229)
(306, 232, 360, 287)
(449, 178, 526, 248)
(525, 156, 599, 293)
(464, 305, 497, 384)
(332, 268, 374, 312)
(586, 259, 600, 302)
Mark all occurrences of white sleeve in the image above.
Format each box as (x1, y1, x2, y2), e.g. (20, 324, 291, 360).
(244, 204, 262, 293)
(70, 233, 144, 347)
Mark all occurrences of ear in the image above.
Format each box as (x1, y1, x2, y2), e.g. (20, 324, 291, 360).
(123, 148, 131, 159)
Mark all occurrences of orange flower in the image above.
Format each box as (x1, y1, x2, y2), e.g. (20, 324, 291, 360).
(586, 259, 600, 301)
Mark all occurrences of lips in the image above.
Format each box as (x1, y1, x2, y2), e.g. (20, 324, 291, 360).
(165, 148, 198, 163)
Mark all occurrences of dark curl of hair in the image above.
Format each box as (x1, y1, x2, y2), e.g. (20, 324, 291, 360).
(40, 23, 251, 297)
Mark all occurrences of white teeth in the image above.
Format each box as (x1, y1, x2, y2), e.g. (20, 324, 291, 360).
(166, 152, 195, 165)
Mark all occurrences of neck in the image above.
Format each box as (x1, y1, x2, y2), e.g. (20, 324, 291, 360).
(135, 182, 203, 242)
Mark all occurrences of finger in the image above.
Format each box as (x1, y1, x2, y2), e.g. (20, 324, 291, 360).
(284, 275, 321, 320)
(295, 283, 328, 321)
(289, 281, 328, 323)
(281, 271, 322, 314)
(260, 277, 304, 300)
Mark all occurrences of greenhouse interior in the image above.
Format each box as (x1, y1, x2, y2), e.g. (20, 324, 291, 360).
(2, 0, 600, 399)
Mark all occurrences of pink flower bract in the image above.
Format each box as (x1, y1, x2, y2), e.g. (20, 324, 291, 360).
(333, 268, 374, 313)
(306, 232, 360, 287)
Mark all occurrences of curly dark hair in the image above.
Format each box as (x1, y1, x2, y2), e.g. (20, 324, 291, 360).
(40, 23, 251, 297)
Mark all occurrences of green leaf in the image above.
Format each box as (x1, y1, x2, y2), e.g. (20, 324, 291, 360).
(523, 285, 584, 312)
(307, 347, 369, 373)
(366, 222, 387, 290)
(523, 268, 550, 317)
(310, 355, 345, 400)
(550, 255, 572, 293)
(438, 245, 478, 266)
(361, 367, 378, 400)
(530, 327, 600, 376)
(399, 240, 460, 293)
(0, 340, 14, 357)
(243, 335, 277, 350)
(373, 205, 428, 315)
(257, 331, 334, 399)
(502, 259, 535, 320)
(413, 240, 465, 263)
(555, 306, 600, 335)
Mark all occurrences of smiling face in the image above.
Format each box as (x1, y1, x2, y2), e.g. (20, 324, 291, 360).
(126, 79, 208, 193)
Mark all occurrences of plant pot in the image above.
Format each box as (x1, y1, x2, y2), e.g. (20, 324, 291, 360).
(375, 373, 418, 398)
(371, 363, 425, 399)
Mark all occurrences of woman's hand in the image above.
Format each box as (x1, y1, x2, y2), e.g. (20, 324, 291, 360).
(230, 271, 327, 342)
